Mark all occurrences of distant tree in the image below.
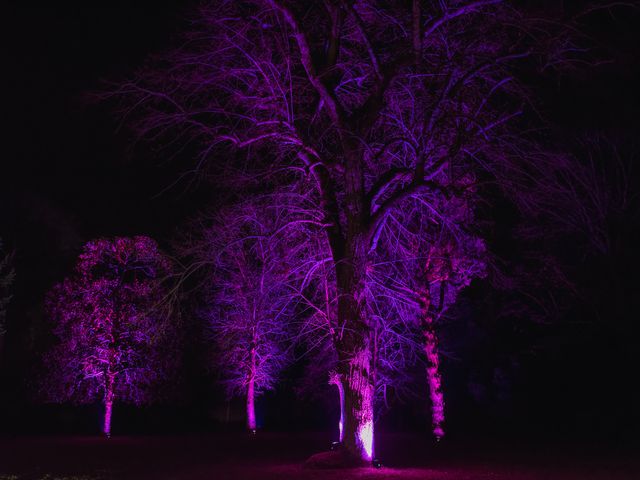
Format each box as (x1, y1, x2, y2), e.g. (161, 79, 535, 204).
(43, 236, 177, 437)
(185, 199, 308, 431)
(0, 239, 14, 341)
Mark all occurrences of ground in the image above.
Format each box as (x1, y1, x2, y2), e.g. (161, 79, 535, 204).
(0, 432, 638, 479)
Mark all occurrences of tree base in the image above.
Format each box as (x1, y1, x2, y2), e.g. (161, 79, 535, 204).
(304, 449, 371, 469)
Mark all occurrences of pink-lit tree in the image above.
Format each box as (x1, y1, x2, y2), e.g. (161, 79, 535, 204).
(293, 227, 425, 443)
(43, 236, 177, 437)
(112, 0, 593, 463)
(368, 192, 486, 440)
(185, 198, 312, 432)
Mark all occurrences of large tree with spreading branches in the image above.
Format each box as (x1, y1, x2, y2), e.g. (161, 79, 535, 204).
(112, 0, 605, 462)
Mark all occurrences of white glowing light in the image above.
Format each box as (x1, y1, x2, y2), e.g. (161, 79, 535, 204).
(358, 420, 374, 460)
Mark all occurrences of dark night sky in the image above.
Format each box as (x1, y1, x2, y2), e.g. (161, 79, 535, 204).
(3, 3, 198, 240)
(1, 2, 640, 437)
(2, 2, 638, 262)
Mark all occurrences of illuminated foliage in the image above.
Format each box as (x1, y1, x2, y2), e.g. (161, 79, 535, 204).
(185, 199, 308, 431)
(42, 236, 178, 436)
(114, 0, 589, 462)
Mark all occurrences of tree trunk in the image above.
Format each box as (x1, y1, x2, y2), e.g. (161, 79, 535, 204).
(337, 380, 345, 443)
(103, 373, 115, 438)
(424, 321, 445, 439)
(330, 373, 345, 442)
(421, 290, 445, 440)
(335, 233, 375, 463)
(247, 342, 257, 432)
(341, 341, 374, 462)
(247, 379, 256, 431)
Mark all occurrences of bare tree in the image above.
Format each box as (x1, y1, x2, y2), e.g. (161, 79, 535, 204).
(111, 0, 600, 462)
(185, 198, 312, 431)
(368, 194, 486, 439)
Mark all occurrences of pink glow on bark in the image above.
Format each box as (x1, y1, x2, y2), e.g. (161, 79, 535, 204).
(112, 0, 573, 456)
(347, 349, 375, 462)
(424, 329, 445, 440)
(42, 236, 177, 437)
(329, 372, 345, 442)
(247, 377, 256, 431)
(421, 284, 445, 440)
(103, 400, 113, 438)
(246, 337, 258, 432)
(103, 372, 115, 438)
(358, 420, 374, 461)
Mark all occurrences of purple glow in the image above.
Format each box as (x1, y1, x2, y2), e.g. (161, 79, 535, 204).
(329, 371, 345, 442)
(103, 398, 113, 438)
(118, 0, 580, 461)
(247, 348, 257, 431)
(347, 348, 375, 462)
(190, 202, 299, 432)
(423, 321, 445, 440)
(42, 236, 177, 436)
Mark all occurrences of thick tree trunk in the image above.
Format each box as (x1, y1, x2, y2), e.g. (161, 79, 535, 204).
(423, 319, 445, 439)
(341, 341, 375, 462)
(247, 379, 256, 431)
(103, 373, 114, 438)
(420, 289, 445, 440)
(335, 233, 375, 463)
(337, 380, 345, 443)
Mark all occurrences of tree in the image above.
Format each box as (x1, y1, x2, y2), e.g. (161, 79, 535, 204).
(184, 199, 307, 431)
(43, 236, 177, 437)
(291, 213, 423, 442)
(113, 0, 592, 462)
(370, 201, 486, 439)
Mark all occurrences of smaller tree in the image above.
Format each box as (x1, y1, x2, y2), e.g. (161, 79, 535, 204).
(191, 200, 304, 432)
(370, 199, 486, 440)
(43, 236, 177, 437)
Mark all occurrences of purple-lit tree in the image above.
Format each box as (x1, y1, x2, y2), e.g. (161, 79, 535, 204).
(293, 224, 425, 441)
(113, 0, 593, 462)
(43, 236, 176, 437)
(370, 198, 487, 439)
(185, 199, 309, 432)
